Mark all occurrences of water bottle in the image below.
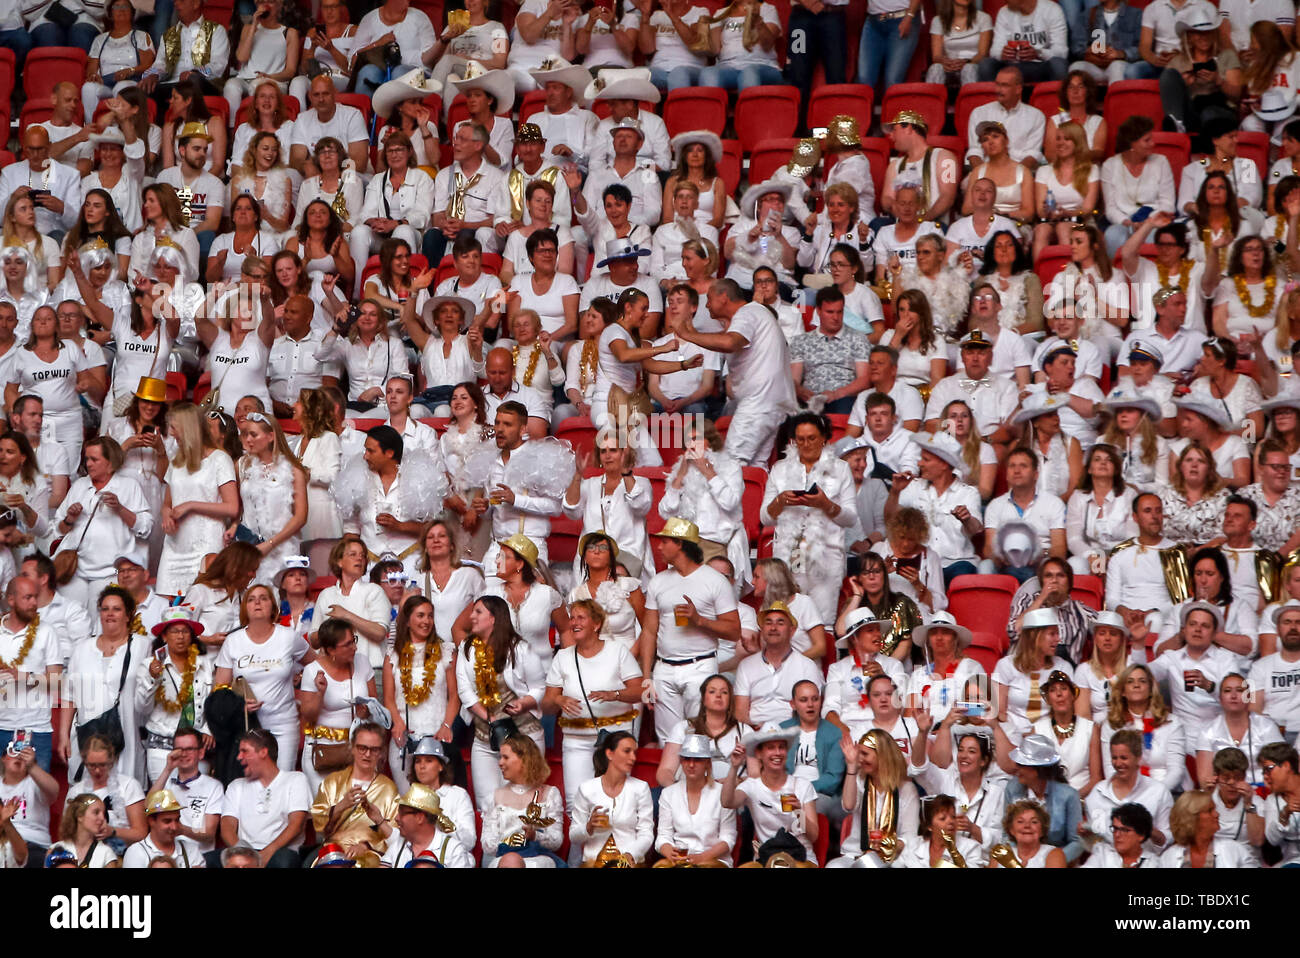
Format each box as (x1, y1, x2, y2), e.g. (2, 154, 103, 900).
(1044, 189, 1058, 220)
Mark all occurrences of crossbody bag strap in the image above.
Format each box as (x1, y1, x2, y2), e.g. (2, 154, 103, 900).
(572, 646, 597, 721)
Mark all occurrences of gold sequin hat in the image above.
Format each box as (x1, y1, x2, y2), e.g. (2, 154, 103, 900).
(516, 122, 544, 144)
(825, 114, 862, 149)
(883, 109, 929, 133)
(398, 783, 443, 817)
(145, 789, 182, 816)
(134, 375, 167, 404)
(176, 120, 213, 143)
(498, 532, 541, 570)
(651, 516, 700, 544)
(786, 137, 821, 178)
(759, 600, 798, 630)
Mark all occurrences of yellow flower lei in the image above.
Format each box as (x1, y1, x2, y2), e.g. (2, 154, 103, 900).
(578, 338, 598, 392)
(512, 342, 543, 388)
(154, 644, 199, 714)
(1234, 273, 1277, 318)
(398, 637, 441, 708)
(472, 637, 502, 711)
(0, 615, 39, 671)
(1156, 260, 1192, 292)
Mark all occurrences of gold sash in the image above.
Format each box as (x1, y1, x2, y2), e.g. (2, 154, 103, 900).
(448, 170, 483, 220)
(508, 166, 561, 221)
(163, 19, 218, 74)
(1159, 547, 1191, 604)
(330, 185, 350, 223)
(1258, 550, 1281, 605)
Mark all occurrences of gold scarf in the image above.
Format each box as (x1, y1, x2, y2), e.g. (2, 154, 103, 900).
(448, 170, 483, 220)
(163, 19, 218, 74)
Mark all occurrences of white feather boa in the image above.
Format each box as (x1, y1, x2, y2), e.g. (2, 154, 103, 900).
(238, 455, 296, 538)
(666, 448, 743, 536)
(771, 445, 847, 576)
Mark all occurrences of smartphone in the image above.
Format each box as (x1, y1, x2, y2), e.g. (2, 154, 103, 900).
(6, 729, 29, 756)
(141, 424, 155, 435)
(1191, 59, 1217, 73)
(893, 554, 922, 572)
(155, 646, 167, 663)
(957, 701, 988, 717)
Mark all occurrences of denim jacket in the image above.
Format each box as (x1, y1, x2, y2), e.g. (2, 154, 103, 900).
(1068, 2, 1142, 63)
(1003, 777, 1086, 863)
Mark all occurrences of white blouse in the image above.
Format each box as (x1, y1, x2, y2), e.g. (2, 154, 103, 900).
(654, 780, 737, 860)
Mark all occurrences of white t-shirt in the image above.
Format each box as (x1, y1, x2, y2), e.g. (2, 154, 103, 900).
(726, 302, 797, 411)
(734, 650, 825, 726)
(735, 773, 816, 856)
(0, 775, 49, 846)
(291, 105, 369, 153)
(646, 6, 710, 70)
(644, 565, 738, 660)
(300, 656, 376, 732)
(223, 770, 313, 850)
(214, 625, 312, 730)
(545, 640, 642, 721)
(155, 167, 225, 230)
(716, 2, 780, 67)
(1249, 653, 1300, 732)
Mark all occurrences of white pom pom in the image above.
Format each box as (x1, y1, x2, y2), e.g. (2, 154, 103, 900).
(503, 437, 575, 500)
(333, 454, 371, 518)
(399, 448, 449, 521)
(461, 441, 499, 490)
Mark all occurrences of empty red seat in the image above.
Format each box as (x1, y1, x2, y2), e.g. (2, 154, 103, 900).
(204, 0, 235, 27)
(735, 85, 801, 153)
(946, 574, 1020, 635)
(0, 48, 14, 107)
(164, 371, 187, 402)
(1102, 80, 1162, 154)
(1034, 245, 1072, 286)
(747, 137, 799, 186)
(663, 87, 728, 139)
(879, 83, 946, 141)
(632, 747, 662, 789)
(1150, 132, 1190, 177)
(1236, 130, 1270, 185)
(23, 47, 87, 101)
(719, 139, 743, 195)
(807, 84, 875, 133)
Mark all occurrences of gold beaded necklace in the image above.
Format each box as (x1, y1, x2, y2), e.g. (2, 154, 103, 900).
(1156, 260, 1192, 292)
(154, 644, 199, 714)
(398, 636, 441, 707)
(512, 342, 543, 388)
(472, 637, 502, 711)
(0, 615, 38, 670)
(1234, 273, 1277, 318)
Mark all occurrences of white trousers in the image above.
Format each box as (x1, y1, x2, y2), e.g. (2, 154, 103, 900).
(650, 655, 717, 745)
(724, 398, 784, 467)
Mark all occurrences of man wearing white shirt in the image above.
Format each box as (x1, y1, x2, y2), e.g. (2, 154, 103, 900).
(19, 554, 91, 670)
(1085, 729, 1174, 848)
(381, 784, 474, 867)
(348, 426, 429, 579)
(926, 329, 1020, 441)
(268, 295, 341, 419)
(155, 129, 224, 265)
(0, 127, 80, 239)
(1129, 0, 1193, 80)
(967, 66, 1051, 166)
(1101, 116, 1177, 254)
(1259, 741, 1300, 863)
(529, 59, 598, 167)
(479, 402, 563, 575)
(1216, 496, 1267, 615)
(1118, 289, 1204, 381)
(148, 727, 225, 856)
(587, 78, 672, 173)
(978, 0, 1068, 86)
(382, 375, 440, 455)
(847, 346, 924, 433)
(857, 393, 920, 474)
(0, 577, 61, 771)
(429, 122, 509, 264)
(351, 0, 437, 98)
(494, 123, 572, 233)
(35, 83, 94, 171)
(983, 445, 1068, 574)
(888, 432, 984, 584)
(962, 285, 1034, 384)
(1104, 492, 1182, 621)
(1249, 604, 1300, 739)
(677, 281, 798, 467)
(576, 118, 663, 231)
(945, 181, 1019, 268)
(482, 348, 547, 424)
(137, 0, 229, 96)
(349, 134, 435, 296)
(579, 251, 664, 331)
(881, 111, 960, 222)
(650, 182, 720, 283)
(289, 75, 371, 175)
(121, 790, 206, 867)
(1152, 603, 1245, 745)
(734, 603, 825, 728)
(220, 730, 312, 868)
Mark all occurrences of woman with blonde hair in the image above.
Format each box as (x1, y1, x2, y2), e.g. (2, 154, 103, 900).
(1160, 787, 1256, 867)
(798, 182, 865, 277)
(829, 728, 919, 866)
(234, 412, 309, 586)
(229, 131, 296, 238)
(50, 794, 120, 868)
(936, 399, 996, 500)
(1094, 663, 1185, 788)
(1241, 21, 1297, 139)
(1158, 441, 1230, 544)
(1075, 612, 1138, 723)
(1100, 393, 1171, 493)
(1, 193, 58, 290)
(994, 607, 1074, 727)
(157, 401, 240, 598)
(290, 388, 343, 572)
(480, 734, 566, 868)
(1032, 122, 1099, 259)
(195, 275, 277, 416)
(679, 238, 721, 319)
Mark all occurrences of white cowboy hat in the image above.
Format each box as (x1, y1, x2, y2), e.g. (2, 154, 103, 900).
(89, 128, 126, 147)
(1012, 390, 1069, 425)
(912, 610, 972, 650)
(1175, 0, 1220, 34)
(1175, 396, 1235, 431)
(909, 431, 965, 474)
(1255, 88, 1298, 124)
(1008, 732, 1061, 767)
(739, 179, 794, 218)
(1101, 386, 1163, 422)
(1262, 393, 1300, 415)
(584, 66, 661, 105)
(372, 68, 444, 122)
(671, 130, 723, 164)
(841, 606, 891, 640)
(529, 57, 592, 101)
(742, 722, 799, 753)
(1021, 607, 1061, 630)
(420, 295, 478, 331)
(447, 61, 516, 114)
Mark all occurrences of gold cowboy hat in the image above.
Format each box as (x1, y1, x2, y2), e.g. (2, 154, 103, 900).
(883, 109, 929, 133)
(498, 532, 541, 570)
(134, 376, 167, 404)
(176, 120, 213, 143)
(144, 789, 183, 816)
(786, 137, 821, 178)
(651, 516, 700, 544)
(398, 783, 443, 818)
(516, 122, 544, 143)
(759, 600, 799, 630)
(824, 114, 862, 149)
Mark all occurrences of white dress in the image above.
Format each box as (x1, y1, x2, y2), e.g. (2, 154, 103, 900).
(156, 451, 238, 597)
(291, 431, 342, 541)
(237, 454, 300, 586)
(479, 783, 565, 868)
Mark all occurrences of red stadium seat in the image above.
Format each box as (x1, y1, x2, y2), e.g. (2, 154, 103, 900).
(0, 48, 14, 107)
(946, 574, 1020, 635)
(204, 0, 235, 27)
(862, 137, 889, 205)
(236, 95, 300, 126)
(411, 0, 444, 24)
(827, 413, 849, 443)
(1102, 81, 1162, 154)
(756, 526, 774, 559)
(663, 87, 729, 138)
(814, 813, 830, 866)
(807, 84, 875, 133)
(719, 139, 743, 196)
(1150, 132, 1190, 177)
(971, 630, 1009, 653)
(1071, 574, 1105, 610)
(967, 645, 1002, 673)
(929, 134, 963, 161)
(954, 82, 997, 147)
(1029, 82, 1062, 119)
(165, 372, 187, 402)
(632, 747, 662, 788)
(734, 85, 801, 153)
(548, 516, 582, 564)
(1034, 244, 1072, 286)
(518, 89, 547, 124)
(741, 467, 767, 544)
(879, 84, 946, 142)
(203, 96, 231, 131)
(747, 138, 799, 186)
(554, 417, 599, 462)
(23, 48, 87, 100)
(1236, 130, 1270, 185)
